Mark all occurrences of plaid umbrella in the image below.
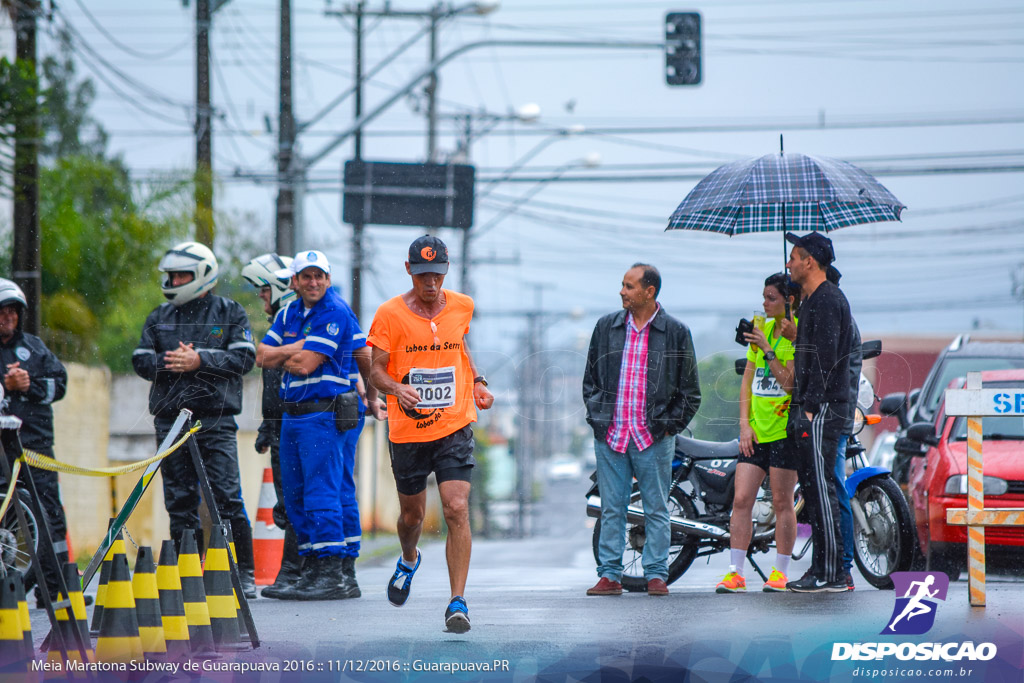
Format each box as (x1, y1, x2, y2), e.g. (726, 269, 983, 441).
(666, 151, 905, 235)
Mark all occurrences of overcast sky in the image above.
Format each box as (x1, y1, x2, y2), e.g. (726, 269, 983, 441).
(3, 0, 1023, 362)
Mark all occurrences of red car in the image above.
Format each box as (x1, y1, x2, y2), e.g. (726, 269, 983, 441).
(905, 369, 1024, 580)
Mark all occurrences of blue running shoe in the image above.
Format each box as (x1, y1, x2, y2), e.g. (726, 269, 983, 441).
(387, 549, 421, 607)
(444, 596, 470, 634)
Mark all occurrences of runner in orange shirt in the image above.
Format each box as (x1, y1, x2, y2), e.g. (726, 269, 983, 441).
(367, 235, 493, 633)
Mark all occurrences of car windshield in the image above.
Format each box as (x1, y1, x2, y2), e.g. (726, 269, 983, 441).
(924, 357, 1024, 416)
(951, 415, 1024, 441)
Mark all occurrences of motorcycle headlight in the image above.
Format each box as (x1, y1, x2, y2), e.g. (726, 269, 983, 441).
(852, 408, 865, 435)
(944, 475, 1009, 496)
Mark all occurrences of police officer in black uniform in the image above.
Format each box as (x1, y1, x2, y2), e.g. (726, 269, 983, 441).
(0, 278, 70, 605)
(132, 241, 258, 597)
(241, 253, 302, 598)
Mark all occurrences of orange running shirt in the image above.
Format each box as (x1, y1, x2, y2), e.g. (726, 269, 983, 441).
(366, 289, 477, 443)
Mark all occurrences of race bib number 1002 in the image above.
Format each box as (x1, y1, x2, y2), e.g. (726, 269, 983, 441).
(409, 366, 457, 409)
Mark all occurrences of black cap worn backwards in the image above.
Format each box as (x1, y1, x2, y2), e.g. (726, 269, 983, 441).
(408, 235, 450, 275)
(785, 231, 835, 267)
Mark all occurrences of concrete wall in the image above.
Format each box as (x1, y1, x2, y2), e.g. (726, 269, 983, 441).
(49, 364, 428, 562)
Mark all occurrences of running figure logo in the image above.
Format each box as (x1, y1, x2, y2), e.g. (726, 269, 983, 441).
(881, 572, 949, 635)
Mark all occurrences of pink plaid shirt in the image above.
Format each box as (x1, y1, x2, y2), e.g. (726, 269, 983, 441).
(605, 307, 659, 453)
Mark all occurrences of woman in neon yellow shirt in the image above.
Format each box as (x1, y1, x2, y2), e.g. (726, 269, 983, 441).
(717, 273, 801, 593)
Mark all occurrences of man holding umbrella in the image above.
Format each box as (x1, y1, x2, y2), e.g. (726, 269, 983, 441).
(783, 232, 853, 593)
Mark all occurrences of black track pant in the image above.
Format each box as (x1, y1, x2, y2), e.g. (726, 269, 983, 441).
(156, 415, 250, 563)
(20, 446, 68, 599)
(788, 403, 846, 583)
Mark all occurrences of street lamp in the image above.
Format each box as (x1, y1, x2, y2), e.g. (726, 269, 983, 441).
(473, 152, 602, 239)
(443, 102, 542, 163)
(460, 125, 591, 295)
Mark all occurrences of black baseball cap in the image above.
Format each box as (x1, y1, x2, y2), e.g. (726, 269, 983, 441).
(785, 231, 835, 267)
(408, 235, 450, 275)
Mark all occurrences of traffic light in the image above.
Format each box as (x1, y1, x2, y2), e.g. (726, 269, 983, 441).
(665, 12, 701, 86)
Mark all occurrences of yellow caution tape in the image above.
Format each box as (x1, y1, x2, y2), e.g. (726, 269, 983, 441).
(0, 459, 21, 521)
(18, 423, 202, 477)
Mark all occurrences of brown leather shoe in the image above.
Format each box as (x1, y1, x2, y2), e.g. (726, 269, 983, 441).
(586, 577, 623, 596)
(647, 578, 669, 596)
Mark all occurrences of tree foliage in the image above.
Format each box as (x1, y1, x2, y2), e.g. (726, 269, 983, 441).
(0, 55, 41, 197)
(38, 156, 191, 368)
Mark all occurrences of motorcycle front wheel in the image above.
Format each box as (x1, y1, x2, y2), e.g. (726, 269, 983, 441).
(852, 476, 915, 589)
(592, 485, 699, 592)
(0, 491, 39, 587)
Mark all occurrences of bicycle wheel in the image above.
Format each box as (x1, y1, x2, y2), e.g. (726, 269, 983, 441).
(0, 491, 39, 581)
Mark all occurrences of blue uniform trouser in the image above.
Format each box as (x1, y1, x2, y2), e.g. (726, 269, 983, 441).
(280, 411, 349, 557)
(339, 414, 365, 556)
(834, 434, 855, 574)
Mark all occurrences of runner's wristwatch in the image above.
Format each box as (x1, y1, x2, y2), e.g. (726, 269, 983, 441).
(764, 351, 776, 362)
(473, 375, 488, 386)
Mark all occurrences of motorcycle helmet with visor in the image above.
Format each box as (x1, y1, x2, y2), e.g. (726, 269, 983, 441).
(241, 253, 296, 313)
(0, 278, 27, 328)
(158, 241, 219, 305)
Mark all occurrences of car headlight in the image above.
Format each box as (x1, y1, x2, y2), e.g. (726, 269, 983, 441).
(944, 475, 1009, 496)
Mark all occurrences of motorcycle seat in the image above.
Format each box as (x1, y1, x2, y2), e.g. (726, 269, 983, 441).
(675, 435, 740, 460)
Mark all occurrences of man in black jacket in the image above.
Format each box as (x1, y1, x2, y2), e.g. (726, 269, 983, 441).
(582, 264, 701, 597)
(132, 241, 258, 597)
(241, 253, 301, 599)
(0, 278, 69, 605)
(784, 232, 854, 592)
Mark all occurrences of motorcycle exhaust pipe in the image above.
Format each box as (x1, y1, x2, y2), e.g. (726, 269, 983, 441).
(586, 496, 728, 540)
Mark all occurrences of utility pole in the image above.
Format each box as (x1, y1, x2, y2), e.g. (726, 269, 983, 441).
(195, 0, 214, 247)
(275, 0, 295, 256)
(12, 0, 40, 335)
(351, 1, 365, 320)
(425, 3, 440, 162)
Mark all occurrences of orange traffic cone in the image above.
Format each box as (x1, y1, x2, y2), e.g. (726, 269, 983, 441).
(252, 467, 285, 585)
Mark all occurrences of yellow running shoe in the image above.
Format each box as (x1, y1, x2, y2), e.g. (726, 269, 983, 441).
(762, 567, 788, 592)
(716, 571, 746, 593)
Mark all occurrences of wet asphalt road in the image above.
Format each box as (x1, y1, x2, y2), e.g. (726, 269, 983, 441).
(28, 475, 1023, 681)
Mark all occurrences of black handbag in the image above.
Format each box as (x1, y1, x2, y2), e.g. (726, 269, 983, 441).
(334, 391, 360, 432)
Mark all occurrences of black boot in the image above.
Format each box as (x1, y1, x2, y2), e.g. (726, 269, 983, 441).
(295, 556, 358, 601)
(273, 554, 316, 601)
(229, 519, 257, 600)
(261, 528, 302, 600)
(341, 557, 361, 598)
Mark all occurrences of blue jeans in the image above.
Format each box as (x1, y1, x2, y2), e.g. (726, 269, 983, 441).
(594, 435, 675, 582)
(834, 435, 854, 574)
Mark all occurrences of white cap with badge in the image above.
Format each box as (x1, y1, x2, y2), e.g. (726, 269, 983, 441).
(275, 250, 331, 278)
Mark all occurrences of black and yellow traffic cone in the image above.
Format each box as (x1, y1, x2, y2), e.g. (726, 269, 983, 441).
(90, 524, 125, 636)
(204, 526, 241, 650)
(0, 573, 27, 671)
(156, 540, 190, 661)
(13, 570, 32, 659)
(224, 525, 249, 645)
(132, 546, 166, 660)
(63, 561, 94, 664)
(178, 529, 215, 655)
(45, 564, 92, 676)
(94, 552, 143, 664)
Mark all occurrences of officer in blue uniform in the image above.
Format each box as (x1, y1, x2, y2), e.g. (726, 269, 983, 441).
(255, 250, 382, 601)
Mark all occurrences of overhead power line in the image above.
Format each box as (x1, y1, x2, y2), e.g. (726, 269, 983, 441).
(69, 0, 189, 60)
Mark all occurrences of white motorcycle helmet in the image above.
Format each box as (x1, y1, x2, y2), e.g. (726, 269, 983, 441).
(0, 278, 27, 312)
(241, 253, 296, 313)
(158, 241, 219, 305)
(0, 278, 27, 331)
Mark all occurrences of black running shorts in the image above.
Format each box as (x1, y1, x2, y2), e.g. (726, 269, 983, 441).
(389, 425, 476, 496)
(739, 436, 798, 472)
